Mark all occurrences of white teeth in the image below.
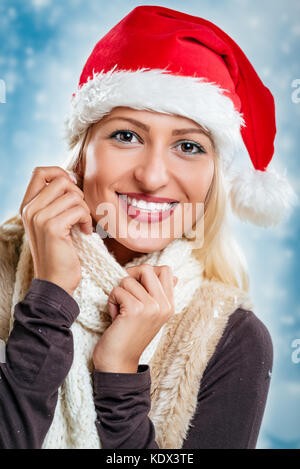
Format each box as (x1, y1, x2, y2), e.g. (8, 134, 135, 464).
(118, 194, 177, 212)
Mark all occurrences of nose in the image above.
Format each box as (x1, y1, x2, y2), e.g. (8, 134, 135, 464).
(133, 147, 169, 191)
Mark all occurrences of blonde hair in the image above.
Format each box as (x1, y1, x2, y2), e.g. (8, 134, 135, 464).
(193, 150, 250, 291)
(61, 122, 250, 292)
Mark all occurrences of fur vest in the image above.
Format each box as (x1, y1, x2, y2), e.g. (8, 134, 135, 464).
(0, 215, 254, 448)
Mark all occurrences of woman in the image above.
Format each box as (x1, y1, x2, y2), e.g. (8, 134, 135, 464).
(0, 5, 297, 449)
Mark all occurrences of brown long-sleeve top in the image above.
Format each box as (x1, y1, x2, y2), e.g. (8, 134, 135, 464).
(0, 278, 273, 449)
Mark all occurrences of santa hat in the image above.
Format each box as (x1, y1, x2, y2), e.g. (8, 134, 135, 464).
(64, 5, 298, 227)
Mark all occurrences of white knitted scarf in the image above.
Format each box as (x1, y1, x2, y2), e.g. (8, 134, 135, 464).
(32, 226, 203, 449)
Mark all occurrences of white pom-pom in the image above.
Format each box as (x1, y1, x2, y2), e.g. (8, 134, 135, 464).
(228, 165, 299, 227)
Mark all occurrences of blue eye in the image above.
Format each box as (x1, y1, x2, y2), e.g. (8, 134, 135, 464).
(109, 130, 140, 144)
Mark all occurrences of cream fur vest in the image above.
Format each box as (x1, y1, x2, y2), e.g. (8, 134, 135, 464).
(0, 215, 254, 449)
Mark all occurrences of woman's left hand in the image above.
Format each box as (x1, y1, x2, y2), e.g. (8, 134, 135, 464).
(92, 264, 178, 373)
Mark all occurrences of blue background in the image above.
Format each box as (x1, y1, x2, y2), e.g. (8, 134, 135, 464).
(0, 0, 299, 449)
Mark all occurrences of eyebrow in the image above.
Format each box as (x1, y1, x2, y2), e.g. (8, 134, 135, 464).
(102, 116, 211, 138)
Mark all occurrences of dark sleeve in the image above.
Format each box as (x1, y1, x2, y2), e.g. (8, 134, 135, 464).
(0, 278, 80, 449)
(93, 308, 273, 450)
(182, 308, 273, 449)
(93, 364, 159, 449)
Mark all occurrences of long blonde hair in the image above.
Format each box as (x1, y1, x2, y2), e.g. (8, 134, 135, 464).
(61, 123, 250, 292)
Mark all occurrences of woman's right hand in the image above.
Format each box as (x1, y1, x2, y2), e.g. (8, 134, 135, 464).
(19, 166, 93, 297)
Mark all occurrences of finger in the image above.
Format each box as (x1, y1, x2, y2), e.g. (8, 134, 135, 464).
(124, 265, 170, 311)
(107, 302, 119, 321)
(65, 171, 78, 185)
(33, 191, 91, 232)
(125, 265, 177, 288)
(125, 264, 162, 281)
(119, 275, 155, 305)
(108, 285, 143, 320)
(126, 265, 177, 283)
(45, 204, 93, 236)
(21, 176, 84, 227)
(20, 166, 78, 216)
(156, 267, 175, 309)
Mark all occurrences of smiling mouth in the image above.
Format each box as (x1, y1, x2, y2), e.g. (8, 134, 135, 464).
(116, 192, 179, 223)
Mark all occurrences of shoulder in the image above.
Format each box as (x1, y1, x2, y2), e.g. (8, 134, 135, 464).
(203, 308, 274, 380)
(190, 308, 274, 449)
(224, 308, 273, 353)
(191, 278, 273, 372)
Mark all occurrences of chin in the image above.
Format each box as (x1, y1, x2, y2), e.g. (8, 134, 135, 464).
(118, 235, 172, 253)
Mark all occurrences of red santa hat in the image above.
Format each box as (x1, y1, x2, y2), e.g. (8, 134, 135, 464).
(64, 4, 298, 227)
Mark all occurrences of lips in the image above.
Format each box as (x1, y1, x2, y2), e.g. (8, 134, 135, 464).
(116, 192, 178, 223)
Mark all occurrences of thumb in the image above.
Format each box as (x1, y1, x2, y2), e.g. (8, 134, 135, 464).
(173, 276, 178, 285)
(108, 301, 120, 321)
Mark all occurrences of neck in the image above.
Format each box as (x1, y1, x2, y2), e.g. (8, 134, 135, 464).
(103, 236, 146, 267)
(92, 218, 145, 266)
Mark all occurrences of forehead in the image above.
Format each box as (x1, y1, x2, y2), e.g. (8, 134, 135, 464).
(103, 106, 202, 125)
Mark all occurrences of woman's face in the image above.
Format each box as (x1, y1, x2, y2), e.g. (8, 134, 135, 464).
(80, 106, 215, 264)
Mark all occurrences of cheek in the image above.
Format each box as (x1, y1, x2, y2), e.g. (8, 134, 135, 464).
(186, 158, 215, 202)
(84, 143, 122, 192)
